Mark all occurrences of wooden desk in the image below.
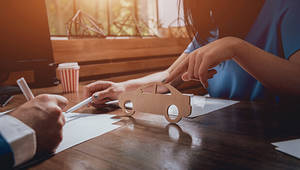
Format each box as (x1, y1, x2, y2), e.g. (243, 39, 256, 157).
(2, 83, 300, 170)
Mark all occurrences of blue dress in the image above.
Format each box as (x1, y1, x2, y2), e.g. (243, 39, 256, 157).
(184, 0, 300, 101)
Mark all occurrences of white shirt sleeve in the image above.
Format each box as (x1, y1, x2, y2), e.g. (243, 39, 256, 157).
(0, 115, 36, 166)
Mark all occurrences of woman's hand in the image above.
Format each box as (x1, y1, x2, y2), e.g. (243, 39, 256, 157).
(165, 37, 241, 88)
(84, 81, 126, 108)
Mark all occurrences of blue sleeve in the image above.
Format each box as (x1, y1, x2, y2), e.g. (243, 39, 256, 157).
(281, 5, 300, 59)
(0, 133, 14, 169)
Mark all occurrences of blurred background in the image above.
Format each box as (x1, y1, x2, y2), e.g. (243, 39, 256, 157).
(1, 0, 201, 94)
(45, 0, 187, 38)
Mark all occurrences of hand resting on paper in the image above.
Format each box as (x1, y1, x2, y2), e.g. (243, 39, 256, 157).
(10, 94, 68, 154)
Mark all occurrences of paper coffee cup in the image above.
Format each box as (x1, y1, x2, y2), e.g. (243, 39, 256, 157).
(57, 62, 80, 93)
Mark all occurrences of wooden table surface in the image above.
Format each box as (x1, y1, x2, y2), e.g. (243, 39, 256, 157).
(2, 83, 300, 170)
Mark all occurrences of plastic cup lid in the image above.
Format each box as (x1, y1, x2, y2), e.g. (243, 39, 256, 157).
(57, 62, 80, 69)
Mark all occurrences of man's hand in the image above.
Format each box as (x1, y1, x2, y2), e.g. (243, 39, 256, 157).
(10, 94, 68, 154)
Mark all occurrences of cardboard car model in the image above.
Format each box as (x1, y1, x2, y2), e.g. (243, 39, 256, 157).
(118, 82, 191, 123)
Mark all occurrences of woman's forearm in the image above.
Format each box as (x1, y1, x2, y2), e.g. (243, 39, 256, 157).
(120, 71, 169, 91)
(119, 53, 188, 93)
(233, 38, 300, 95)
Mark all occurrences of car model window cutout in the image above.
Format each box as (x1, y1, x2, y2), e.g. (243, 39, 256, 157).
(138, 83, 157, 95)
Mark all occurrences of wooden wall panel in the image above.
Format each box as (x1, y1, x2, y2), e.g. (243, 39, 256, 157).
(52, 38, 190, 63)
(79, 57, 177, 78)
(102, 71, 157, 83)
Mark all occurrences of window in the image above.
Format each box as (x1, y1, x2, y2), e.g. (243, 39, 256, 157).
(45, 0, 158, 37)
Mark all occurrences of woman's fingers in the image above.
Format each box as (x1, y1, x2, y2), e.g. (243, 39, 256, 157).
(198, 58, 209, 88)
(208, 69, 217, 79)
(90, 103, 108, 109)
(92, 88, 114, 104)
(181, 72, 189, 81)
(209, 69, 217, 76)
(84, 81, 111, 98)
(186, 54, 196, 81)
(194, 54, 202, 79)
(164, 56, 189, 83)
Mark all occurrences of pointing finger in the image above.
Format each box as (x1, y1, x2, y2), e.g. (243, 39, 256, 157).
(164, 56, 189, 83)
(198, 59, 209, 88)
(187, 54, 196, 81)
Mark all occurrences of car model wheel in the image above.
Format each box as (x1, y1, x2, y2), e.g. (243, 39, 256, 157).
(122, 100, 135, 116)
(165, 104, 182, 123)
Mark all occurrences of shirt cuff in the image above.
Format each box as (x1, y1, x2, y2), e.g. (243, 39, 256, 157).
(0, 115, 36, 166)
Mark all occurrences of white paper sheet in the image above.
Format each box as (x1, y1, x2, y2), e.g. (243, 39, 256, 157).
(56, 113, 120, 153)
(169, 95, 239, 118)
(272, 139, 300, 159)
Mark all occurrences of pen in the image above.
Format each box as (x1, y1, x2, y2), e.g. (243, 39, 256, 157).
(65, 97, 119, 113)
(0, 109, 15, 117)
(17, 77, 35, 101)
(0, 78, 34, 117)
(65, 96, 92, 113)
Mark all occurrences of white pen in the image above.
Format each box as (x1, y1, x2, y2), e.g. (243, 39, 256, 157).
(0, 78, 34, 117)
(65, 96, 119, 113)
(17, 77, 35, 101)
(65, 96, 92, 113)
(0, 109, 15, 117)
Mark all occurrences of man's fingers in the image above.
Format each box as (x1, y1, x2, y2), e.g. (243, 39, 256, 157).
(164, 56, 189, 83)
(60, 114, 66, 125)
(47, 94, 69, 109)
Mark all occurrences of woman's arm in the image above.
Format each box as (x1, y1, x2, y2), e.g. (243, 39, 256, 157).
(165, 37, 300, 95)
(84, 53, 188, 106)
(234, 38, 300, 95)
(120, 53, 188, 92)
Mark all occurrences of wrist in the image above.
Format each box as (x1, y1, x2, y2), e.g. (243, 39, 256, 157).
(230, 37, 245, 61)
(118, 80, 135, 92)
